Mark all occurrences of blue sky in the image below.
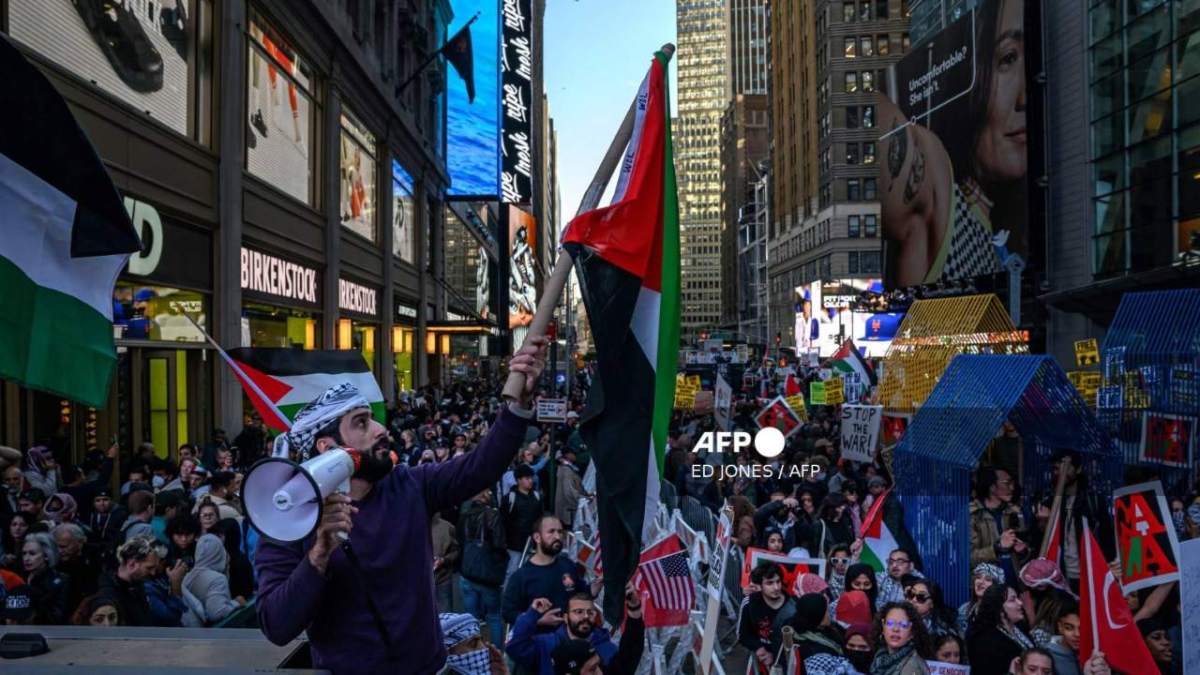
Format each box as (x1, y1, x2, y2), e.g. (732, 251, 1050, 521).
(544, 0, 677, 232)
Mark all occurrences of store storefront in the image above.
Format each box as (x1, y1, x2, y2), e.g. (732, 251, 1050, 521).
(338, 277, 381, 377)
(394, 301, 419, 394)
(241, 245, 323, 349)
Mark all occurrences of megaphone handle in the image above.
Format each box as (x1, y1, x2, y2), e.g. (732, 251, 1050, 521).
(335, 480, 352, 542)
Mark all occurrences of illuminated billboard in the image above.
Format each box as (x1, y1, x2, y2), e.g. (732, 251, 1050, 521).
(878, 0, 1029, 289)
(508, 206, 536, 330)
(447, 0, 501, 197)
(500, 0, 534, 204)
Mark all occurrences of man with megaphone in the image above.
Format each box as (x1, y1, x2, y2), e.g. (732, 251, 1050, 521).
(252, 337, 548, 674)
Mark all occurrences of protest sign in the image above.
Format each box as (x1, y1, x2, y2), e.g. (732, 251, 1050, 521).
(739, 548, 824, 591)
(693, 390, 714, 415)
(840, 405, 883, 463)
(928, 661, 970, 675)
(535, 397, 568, 423)
(754, 396, 803, 438)
(736, 344, 750, 363)
(810, 381, 826, 405)
(784, 394, 808, 421)
(1074, 338, 1100, 367)
(1113, 481, 1182, 593)
(1140, 413, 1195, 468)
(881, 413, 911, 448)
(1181, 538, 1200, 675)
(714, 375, 733, 430)
(824, 376, 844, 405)
(697, 508, 734, 675)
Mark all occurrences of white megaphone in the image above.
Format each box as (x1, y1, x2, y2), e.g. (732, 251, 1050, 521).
(242, 448, 361, 543)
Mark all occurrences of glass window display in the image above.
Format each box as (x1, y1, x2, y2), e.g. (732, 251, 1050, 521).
(9, 0, 200, 136)
(341, 111, 377, 241)
(392, 160, 416, 263)
(246, 19, 314, 204)
(112, 282, 205, 343)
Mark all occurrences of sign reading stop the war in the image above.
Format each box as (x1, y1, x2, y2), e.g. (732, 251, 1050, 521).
(840, 404, 883, 463)
(1113, 480, 1182, 593)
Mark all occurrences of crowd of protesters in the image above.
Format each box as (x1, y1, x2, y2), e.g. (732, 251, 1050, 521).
(0, 359, 1192, 675)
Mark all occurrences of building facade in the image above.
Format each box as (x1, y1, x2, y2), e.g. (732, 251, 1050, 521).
(676, 0, 729, 341)
(0, 1, 518, 457)
(767, 0, 910, 347)
(720, 94, 770, 330)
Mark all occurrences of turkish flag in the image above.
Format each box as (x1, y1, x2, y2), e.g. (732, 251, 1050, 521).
(1078, 523, 1158, 674)
(785, 374, 802, 396)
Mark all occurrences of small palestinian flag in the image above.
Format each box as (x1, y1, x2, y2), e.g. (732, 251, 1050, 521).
(860, 488, 899, 574)
(0, 37, 141, 407)
(830, 339, 875, 397)
(226, 348, 385, 431)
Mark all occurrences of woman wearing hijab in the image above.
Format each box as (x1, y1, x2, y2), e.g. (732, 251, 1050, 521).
(870, 602, 932, 675)
(42, 493, 78, 526)
(842, 622, 875, 674)
(182, 533, 245, 625)
(966, 584, 1035, 675)
(23, 446, 60, 497)
(958, 562, 1004, 635)
(790, 592, 858, 674)
(828, 563, 878, 623)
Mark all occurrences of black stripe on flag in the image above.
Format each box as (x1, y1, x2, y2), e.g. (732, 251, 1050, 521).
(227, 348, 373, 376)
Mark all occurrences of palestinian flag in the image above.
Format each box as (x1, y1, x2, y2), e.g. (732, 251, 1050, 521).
(0, 37, 141, 407)
(830, 339, 876, 396)
(563, 50, 679, 623)
(859, 488, 899, 573)
(226, 348, 386, 432)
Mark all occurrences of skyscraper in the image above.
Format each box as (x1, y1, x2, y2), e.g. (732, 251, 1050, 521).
(676, 0, 729, 340)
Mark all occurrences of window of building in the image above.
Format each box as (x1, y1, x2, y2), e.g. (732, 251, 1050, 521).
(340, 110, 378, 242)
(878, 34, 890, 56)
(878, 69, 889, 96)
(845, 71, 858, 93)
(246, 19, 316, 205)
(877, 0, 889, 19)
(865, 178, 878, 199)
(903, 33, 911, 52)
(862, 70, 875, 92)
(845, 37, 857, 58)
(848, 215, 861, 237)
(848, 251, 861, 274)
(860, 1, 872, 21)
(846, 143, 859, 164)
(862, 250, 881, 273)
(863, 142, 877, 164)
(861, 36, 874, 57)
(865, 215, 879, 237)
(844, 2, 856, 22)
(863, 105, 876, 128)
(846, 106, 860, 129)
(847, 178, 861, 201)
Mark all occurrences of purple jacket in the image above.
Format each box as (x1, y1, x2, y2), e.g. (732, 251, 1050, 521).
(255, 407, 530, 674)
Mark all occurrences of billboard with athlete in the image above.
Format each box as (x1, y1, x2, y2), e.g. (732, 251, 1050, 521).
(878, 0, 1031, 289)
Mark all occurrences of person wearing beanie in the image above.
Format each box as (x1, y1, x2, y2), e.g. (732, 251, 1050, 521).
(790, 592, 858, 673)
(843, 622, 875, 673)
(834, 589, 874, 628)
(828, 563, 878, 622)
(4, 583, 36, 624)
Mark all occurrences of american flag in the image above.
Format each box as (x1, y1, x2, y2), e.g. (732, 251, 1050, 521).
(636, 550, 694, 612)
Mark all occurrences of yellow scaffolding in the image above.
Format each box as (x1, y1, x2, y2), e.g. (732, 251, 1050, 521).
(878, 294, 1029, 415)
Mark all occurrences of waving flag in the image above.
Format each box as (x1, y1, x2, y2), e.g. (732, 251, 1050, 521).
(0, 37, 141, 407)
(860, 488, 900, 573)
(633, 536, 693, 627)
(1078, 518, 1158, 674)
(829, 339, 876, 397)
(565, 50, 679, 623)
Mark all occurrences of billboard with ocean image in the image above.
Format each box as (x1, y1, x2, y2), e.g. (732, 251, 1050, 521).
(447, 0, 501, 197)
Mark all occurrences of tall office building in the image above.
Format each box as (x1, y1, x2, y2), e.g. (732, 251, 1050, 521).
(729, 0, 770, 95)
(677, 0, 729, 340)
(767, 0, 910, 346)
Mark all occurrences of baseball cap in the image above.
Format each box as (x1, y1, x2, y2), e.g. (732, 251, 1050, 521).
(551, 639, 597, 675)
(4, 584, 35, 623)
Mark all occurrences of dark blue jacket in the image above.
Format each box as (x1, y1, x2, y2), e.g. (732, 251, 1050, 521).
(501, 554, 587, 625)
(505, 607, 617, 675)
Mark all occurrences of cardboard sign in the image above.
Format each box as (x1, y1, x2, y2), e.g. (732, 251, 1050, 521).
(713, 375, 733, 430)
(928, 662, 970, 675)
(675, 374, 699, 409)
(739, 548, 825, 591)
(881, 413, 911, 448)
(708, 510, 733, 592)
(1074, 338, 1100, 367)
(809, 381, 826, 405)
(535, 398, 568, 423)
(1113, 481, 1182, 593)
(1140, 413, 1196, 468)
(840, 405, 883, 463)
(785, 394, 808, 421)
(754, 396, 803, 437)
(824, 376, 845, 405)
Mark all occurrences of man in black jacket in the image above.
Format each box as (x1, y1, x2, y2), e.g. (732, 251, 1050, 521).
(459, 488, 508, 645)
(503, 464, 543, 581)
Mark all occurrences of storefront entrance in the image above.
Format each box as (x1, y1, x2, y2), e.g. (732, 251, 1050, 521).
(136, 349, 203, 459)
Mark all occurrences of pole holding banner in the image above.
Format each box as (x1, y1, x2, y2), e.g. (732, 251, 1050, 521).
(502, 43, 676, 402)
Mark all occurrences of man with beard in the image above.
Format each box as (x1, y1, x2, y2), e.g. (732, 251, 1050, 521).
(507, 592, 623, 675)
(502, 514, 588, 626)
(255, 338, 547, 674)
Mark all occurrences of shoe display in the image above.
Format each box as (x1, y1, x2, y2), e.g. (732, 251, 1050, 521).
(159, 1, 189, 62)
(73, 0, 164, 93)
(252, 110, 269, 138)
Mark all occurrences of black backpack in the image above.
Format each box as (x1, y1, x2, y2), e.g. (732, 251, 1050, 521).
(460, 508, 507, 588)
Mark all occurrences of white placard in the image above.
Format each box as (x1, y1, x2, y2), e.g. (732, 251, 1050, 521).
(535, 397, 568, 423)
(714, 375, 733, 431)
(840, 405, 883, 463)
(928, 662, 970, 675)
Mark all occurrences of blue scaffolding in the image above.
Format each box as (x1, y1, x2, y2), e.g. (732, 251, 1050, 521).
(891, 355, 1122, 608)
(1096, 289, 1200, 494)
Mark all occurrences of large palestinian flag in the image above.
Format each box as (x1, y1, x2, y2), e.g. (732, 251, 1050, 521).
(562, 51, 679, 623)
(225, 348, 386, 432)
(0, 37, 141, 407)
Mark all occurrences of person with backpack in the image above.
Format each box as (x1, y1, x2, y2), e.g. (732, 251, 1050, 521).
(459, 488, 508, 646)
(502, 464, 543, 582)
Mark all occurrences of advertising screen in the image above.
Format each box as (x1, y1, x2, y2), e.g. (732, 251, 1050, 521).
(392, 161, 416, 263)
(508, 206, 537, 329)
(500, 0, 534, 204)
(340, 112, 377, 241)
(246, 19, 315, 204)
(795, 279, 882, 357)
(447, 0, 501, 197)
(877, 0, 1029, 288)
(9, 0, 196, 135)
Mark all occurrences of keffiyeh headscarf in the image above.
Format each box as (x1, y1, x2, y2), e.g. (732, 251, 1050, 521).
(26, 446, 53, 475)
(271, 383, 371, 461)
(440, 613, 490, 675)
(973, 562, 1005, 585)
(43, 493, 77, 524)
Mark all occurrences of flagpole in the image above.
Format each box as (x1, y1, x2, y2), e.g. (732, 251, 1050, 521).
(1082, 516, 1100, 661)
(502, 43, 676, 402)
(397, 13, 480, 95)
(184, 315, 292, 431)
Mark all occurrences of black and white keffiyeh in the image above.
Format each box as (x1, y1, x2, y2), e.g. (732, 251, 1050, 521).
(440, 613, 489, 675)
(271, 382, 371, 461)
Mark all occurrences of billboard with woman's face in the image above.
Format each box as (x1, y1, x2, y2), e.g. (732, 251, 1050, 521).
(877, 0, 1029, 289)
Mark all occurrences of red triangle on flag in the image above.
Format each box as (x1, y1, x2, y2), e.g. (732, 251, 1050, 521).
(229, 358, 293, 432)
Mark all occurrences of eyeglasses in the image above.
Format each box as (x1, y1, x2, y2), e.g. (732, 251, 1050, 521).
(905, 592, 931, 603)
(885, 619, 912, 629)
(830, 556, 850, 565)
(888, 558, 911, 565)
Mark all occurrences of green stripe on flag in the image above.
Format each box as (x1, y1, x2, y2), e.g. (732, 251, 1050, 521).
(0, 255, 116, 407)
(650, 50, 681, 476)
